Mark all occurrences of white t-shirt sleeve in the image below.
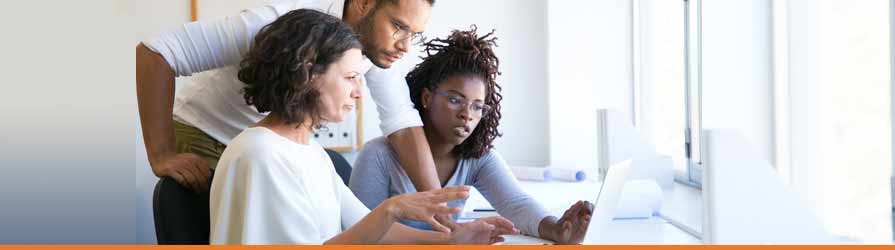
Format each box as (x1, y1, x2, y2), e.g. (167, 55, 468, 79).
(335, 177, 371, 230)
(141, 2, 290, 77)
(210, 148, 323, 245)
(364, 65, 424, 136)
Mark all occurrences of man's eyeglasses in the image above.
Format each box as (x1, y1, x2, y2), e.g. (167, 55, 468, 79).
(392, 21, 426, 45)
(431, 89, 491, 118)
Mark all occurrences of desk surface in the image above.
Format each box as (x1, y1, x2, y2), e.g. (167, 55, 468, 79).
(462, 178, 702, 244)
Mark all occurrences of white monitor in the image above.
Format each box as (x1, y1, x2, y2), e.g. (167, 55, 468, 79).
(701, 129, 839, 244)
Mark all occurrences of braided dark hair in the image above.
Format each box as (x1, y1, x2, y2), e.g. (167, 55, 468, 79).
(406, 26, 502, 159)
(239, 9, 361, 127)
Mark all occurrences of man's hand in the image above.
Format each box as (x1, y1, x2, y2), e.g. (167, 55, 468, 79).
(151, 153, 211, 193)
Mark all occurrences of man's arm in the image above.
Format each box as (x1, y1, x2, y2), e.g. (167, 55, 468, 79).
(135, 2, 283, 191)
(388, 127, 461, 231)
(136, 43, 210, 192)
(363, 64, 442, 191)
(387, 127, 441, 191)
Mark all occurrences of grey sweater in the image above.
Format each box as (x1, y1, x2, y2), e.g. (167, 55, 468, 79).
(348, 137, 551, 237)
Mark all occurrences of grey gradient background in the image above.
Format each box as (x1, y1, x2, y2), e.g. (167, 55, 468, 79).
(0, 0, 137, 243)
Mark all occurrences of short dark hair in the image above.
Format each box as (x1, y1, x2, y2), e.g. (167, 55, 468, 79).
(405, 26, 502, 159)
(374, 0, 436, 10)
(239, 9, 361, 127)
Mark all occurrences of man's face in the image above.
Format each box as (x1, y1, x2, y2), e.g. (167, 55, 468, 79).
(356, 0, 431, 69)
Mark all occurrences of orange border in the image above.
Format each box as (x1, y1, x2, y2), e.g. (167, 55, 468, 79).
(0, 246, 891, 250)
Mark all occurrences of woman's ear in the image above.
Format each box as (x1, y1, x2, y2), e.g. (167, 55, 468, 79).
(309, 73, 323, 89)
(421, 88, 432, 109)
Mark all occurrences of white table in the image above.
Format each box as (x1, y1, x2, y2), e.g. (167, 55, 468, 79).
(461, 179, 702, 244)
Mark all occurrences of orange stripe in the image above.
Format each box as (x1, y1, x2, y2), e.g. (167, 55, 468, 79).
(0, 245, 890, 250)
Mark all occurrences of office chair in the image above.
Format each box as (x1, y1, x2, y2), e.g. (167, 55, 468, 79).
(325, 148, 352, 185)
(152, 174, 212, 245)
(153, 149, 352, 244)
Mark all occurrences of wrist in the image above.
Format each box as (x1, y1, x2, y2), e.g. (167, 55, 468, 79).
(435, 231, 454, 244)
(147, 149, 176, 175)
(148, 150, 174, 166)
(379, 198, 402, 222)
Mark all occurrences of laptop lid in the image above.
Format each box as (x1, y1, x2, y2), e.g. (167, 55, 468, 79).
(582, 159, 634, 244)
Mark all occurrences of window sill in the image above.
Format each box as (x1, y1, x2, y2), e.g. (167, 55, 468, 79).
(659, 181, 703, 240)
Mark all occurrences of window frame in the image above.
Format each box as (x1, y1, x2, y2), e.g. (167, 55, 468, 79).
(633, 0, 704, 188)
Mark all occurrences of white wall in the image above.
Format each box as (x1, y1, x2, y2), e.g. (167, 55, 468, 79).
(442, 0, 550, 167)
(786, 0, 893, 242)
(785, 0, 823, 233)
(700, 0, 775, 164)
(547, 0, 634, 170)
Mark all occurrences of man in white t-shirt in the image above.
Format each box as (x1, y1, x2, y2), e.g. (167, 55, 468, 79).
(136, 0, 454, 228)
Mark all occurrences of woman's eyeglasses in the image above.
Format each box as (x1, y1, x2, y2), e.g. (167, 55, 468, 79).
(431, 89, 491, 118)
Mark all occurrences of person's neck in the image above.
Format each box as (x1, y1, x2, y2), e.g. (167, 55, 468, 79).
(255, 115, 312, 145)
(423, 125, 456, 161)
(423, 125, 460, 187)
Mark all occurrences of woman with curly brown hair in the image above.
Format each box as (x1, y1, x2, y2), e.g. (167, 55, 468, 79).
(349, 27, 594, 244)
(208, 9, 514, 245)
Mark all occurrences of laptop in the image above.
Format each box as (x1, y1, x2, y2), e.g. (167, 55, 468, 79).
(496, 159, 634, 245)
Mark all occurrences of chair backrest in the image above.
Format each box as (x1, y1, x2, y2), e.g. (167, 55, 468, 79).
(152, 177, 210, 245)
(325, 148, 352, 185)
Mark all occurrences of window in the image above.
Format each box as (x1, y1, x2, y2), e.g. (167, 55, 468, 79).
(635, 0, 703, 187)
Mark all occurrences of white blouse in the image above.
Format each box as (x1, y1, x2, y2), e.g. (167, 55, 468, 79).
(209, 127, 369, 244)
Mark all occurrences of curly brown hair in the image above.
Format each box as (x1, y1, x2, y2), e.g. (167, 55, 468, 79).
(406, 26, 502, 159)
(239, 9, 361, 127)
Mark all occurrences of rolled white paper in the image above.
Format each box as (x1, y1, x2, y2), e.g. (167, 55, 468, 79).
(550, 168, 587, 182)
(510, 166, 587, 182)
(509, 166, 553, 182)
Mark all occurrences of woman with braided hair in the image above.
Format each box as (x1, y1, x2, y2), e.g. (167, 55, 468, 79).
(349, 26, 594, 244)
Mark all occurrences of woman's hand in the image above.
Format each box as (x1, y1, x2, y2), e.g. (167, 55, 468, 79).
(434, 212, 461, 232)
(476, 216, 519, 243)
(540, 200, 593, 244)
(381, 186, 470, 233)
(446, 216, 518, 244)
